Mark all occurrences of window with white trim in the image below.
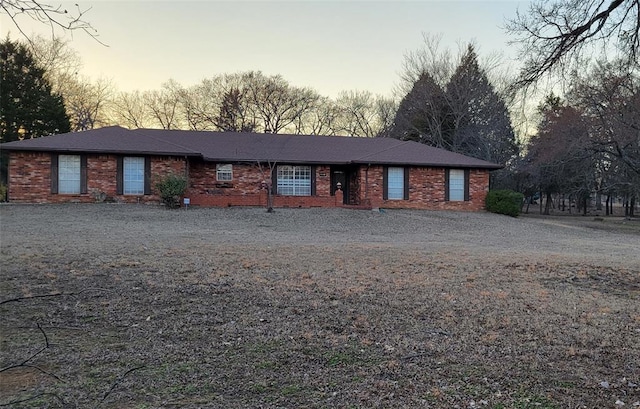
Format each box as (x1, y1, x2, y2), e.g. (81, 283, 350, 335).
(449, 169, 465, 201)
(277, 165, 311, 196)
(58, 155, 81, 194)
(216, 164, 233, 181)
(387, 167, 404, 200)
(123, 157, 145, 195)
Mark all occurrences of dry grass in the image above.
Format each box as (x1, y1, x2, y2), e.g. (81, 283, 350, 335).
(0, 204, 638, 408)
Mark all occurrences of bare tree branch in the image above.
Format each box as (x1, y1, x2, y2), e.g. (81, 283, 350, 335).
(0, 323, 65, 383)
(0, 287, 111, 305)
(1, 0, 105, 45)
(507, 0, 640, 88)
(100, 365, 146, 404)
(0, 392, 65, 407)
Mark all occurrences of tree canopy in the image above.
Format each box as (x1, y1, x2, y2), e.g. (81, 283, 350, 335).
(1, 38, 70, 143)
(515, 63, 639, 216)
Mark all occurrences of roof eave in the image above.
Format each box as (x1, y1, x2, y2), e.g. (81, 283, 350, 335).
(351, 160, 503, 169)
(1, 146, 202, 157)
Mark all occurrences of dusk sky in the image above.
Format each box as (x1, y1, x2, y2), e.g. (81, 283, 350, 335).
(1, 0, 530, 98)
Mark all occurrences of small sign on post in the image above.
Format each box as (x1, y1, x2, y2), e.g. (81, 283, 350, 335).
(183, 197, 190, 209)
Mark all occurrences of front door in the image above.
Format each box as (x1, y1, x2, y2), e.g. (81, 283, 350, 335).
(331, 167, 350, 204)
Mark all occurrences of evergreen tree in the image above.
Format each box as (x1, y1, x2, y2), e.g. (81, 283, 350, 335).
(390, 72, 453, 146)
(445, 45, 518, 165)
(391, 45, 518, 173)
(1, 38, 71, 143)
(214, 87, 255, 132)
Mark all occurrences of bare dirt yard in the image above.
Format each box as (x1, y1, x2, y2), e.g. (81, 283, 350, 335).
(1, 204, 638, 409)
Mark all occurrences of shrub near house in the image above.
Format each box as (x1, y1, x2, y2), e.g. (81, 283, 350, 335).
(485, 190, 524, 217)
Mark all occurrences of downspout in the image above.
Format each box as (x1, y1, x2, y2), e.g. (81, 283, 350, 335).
(184, 156, 190, 196)
(365, 164, 370, 203)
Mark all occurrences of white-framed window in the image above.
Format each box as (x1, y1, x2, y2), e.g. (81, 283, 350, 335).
(387, 167, 404, 200)
(58, 155, 81, 194)
(123, 157, 145, 195)
(449, 169, 465, 201)
(216, 164, 233, 181)
(277, 165, 311, 196)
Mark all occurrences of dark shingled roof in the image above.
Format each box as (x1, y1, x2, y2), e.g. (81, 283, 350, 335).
(1, 126, 502, 169)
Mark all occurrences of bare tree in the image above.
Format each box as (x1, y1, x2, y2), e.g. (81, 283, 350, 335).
(245, 72, 318, 134)
(178, 80, 220, 131)
(28, 34, 81, 91)
(292, 96, 341, 135)
(1, 0, 101, 43)
(398, 33, 454, 94)
(28, 35, 113, 131)
(569, 61, 640, 215)
(64, 76, 113, 130)
(111, 90, 150, 129)
(523, 96, 594, 214)
(256, 160, 277, 212)
(507, 0, 640, 88)
(143, 80, 184, 130)
(569, 61, 640, 177)
(335, 90, 395, 137)
(179, 73, 256, 131)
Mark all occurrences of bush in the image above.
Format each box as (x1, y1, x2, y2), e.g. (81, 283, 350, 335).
(0, 183, 6, 202)
(485, 189, 524, 217)
(155, 173, 187, 209)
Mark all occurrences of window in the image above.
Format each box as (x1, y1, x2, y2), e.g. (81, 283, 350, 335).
(58, 155, 81, 194)
(448, 169, 466, 201)
(387, 167, 404, 200)
(277, 165, 311, 196)
(383, 166, 409, 200)
(216, 164, 232, 181)
(123, 157, 145, 194)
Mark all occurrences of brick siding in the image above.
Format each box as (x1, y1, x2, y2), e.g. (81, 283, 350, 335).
(8, 152, 186, 204)
(356, 166, 489, 211)
(8, 152, 490, 211)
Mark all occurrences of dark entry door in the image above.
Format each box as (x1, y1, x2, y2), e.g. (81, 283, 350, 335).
(331, 167, 349, 204)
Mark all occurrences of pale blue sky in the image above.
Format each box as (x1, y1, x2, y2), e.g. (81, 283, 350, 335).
(1, 0, 530, 97)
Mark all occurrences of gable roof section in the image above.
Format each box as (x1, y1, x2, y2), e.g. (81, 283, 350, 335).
(1, 127, 502, 169)
(0, 126, 201, 157)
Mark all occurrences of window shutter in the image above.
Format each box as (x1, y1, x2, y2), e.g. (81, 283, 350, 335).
(116, 156, 123, 195)
(464, 169, 470, 201)
(403, 167, 410, 200)
(444, 169, 450, 202)
(80, 155, 88, 194)
(271, 165, 277, 195)
(144, 157, 152, 195)
(50, 154, 59, 194)
(382, 166, 388, 200)
(311, 165, 316, 196)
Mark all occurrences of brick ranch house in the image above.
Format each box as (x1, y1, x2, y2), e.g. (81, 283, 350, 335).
(1, 126, 502, 210)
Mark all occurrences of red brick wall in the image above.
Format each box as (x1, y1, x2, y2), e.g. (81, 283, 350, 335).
(356, 166, 489, 211)
(187, 163, 339, 207)
(8, 152, 187, 204)
(8, 152, 490, 211)
(7, 152, 51, 203)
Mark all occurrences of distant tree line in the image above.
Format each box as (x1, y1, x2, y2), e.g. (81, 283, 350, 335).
(513, 62, 639, 217)
(1, 36, 396, 139)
